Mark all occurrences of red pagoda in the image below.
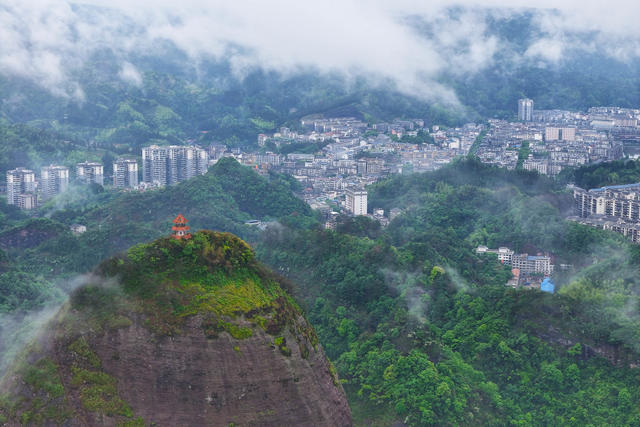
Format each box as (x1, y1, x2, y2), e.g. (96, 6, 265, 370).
(171, 214, 191, 240)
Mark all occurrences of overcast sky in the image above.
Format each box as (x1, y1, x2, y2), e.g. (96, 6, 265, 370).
(1, 0, 640, 102)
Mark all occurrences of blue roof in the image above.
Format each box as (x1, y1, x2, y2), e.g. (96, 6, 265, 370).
(541, 277, 555, 294)
(590, 183, 640, 192)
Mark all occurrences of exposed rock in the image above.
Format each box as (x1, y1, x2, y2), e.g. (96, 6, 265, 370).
(0, 231, 352, 426)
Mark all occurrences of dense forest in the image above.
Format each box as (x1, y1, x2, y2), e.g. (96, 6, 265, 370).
(561, 159, 640, 190)
(3, 156, 640, 424)
(257, 159, 640, 425)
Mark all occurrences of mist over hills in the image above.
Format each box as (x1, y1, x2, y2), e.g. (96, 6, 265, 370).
(3, 1, 640, 426)
(1, 3, 640, 155)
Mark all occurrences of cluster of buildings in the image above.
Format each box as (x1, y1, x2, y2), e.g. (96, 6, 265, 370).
(476, 245, 555, 292)
(5, 144, 212, 210)
(7, 165, 71, 209)
(7, 162, 110, 209)
(141, 145, 209, 187)
(570, 183, 640, 243)
(475, 101, 628, 175)
(227, 118, 483, 222)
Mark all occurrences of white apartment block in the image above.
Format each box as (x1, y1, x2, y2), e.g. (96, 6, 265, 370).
(345, 189, 368, 216)
(40, 165, 69, 200)
(76, 162, 104, 186)
(113, 159, 139, 188)
(142, 145, 209, 186)
(6, 167, 36, 207)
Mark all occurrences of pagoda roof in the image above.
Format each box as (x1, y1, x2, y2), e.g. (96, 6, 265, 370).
(172, 214, 189, 224)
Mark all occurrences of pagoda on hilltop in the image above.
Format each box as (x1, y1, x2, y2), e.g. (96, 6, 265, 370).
(171, 214, 191, 240)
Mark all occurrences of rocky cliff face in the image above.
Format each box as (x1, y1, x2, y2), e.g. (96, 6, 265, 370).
(0, 231, 352, 426)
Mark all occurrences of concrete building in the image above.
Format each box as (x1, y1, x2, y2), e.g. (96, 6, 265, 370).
(571, 183, 640, 243)
(6, 167, 36, 207)
(477, 246, 553, 275)
(142, 146, 168, 185)
(511, 254, 554, 275)
(142, 145, 209, 186)
(345, 189, 368, 216)
(476, 246, 514, 264)
(573, 183, 640, 222)
(113, 158, 139, 188)
(16, 193, 37, 210)
(545, 126, 576, 141)
(76, 162, 104, 186)
(40, 165, 69, 200)
(518, 98, 534, 121)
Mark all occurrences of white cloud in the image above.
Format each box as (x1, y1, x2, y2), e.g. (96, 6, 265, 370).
(119, 61, 143, 86)
(1, 1, 640, 102)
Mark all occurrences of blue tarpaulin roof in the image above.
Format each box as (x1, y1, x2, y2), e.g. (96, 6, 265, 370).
(541, 277, 555, 294)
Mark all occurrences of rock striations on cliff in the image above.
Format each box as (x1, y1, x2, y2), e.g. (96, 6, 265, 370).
(0, 231, 352, 426)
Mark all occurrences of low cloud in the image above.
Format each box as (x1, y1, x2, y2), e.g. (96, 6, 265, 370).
(0, 273, 114, 379)
(118, 61, 143, 87)
(1, 1, 640, 102)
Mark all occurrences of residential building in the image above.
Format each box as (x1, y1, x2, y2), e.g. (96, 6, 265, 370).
(545, 126, 576, 141)
(518, 98, 534, 121)
(142, 145, 209, 186)
(16, 193, 37, 210)
(573, 183, 640, 222)
(70, 224, 87, 234)
(345, 189, 367, 216)
(477, 246, 553, 275)
(511, 254, 554, 275)
(113, 158, 139, 188)
(6, 167, 36, 207)
(40, 165, 69, 200)
(76, 162, 104, 186)
(475, 246, 514, 264)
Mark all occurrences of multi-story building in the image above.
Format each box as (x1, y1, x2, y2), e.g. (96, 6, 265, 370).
(518, 98, 534, 121)
(16, 193, 37, 210)
(345, 189, 367, 216)
(113, 158, 139, 188)
(572, 216, 640, 244)
(573, 183, 640, 222)
(76, 162, 104, 186)
(6, 167, 37, 208)
(477, 246, 553, 275)
(571, 183, 640, 243)
(511, 254, 554, 275)
(142, 145, 209, 186)
(40, 165, 69, 200)
(545, 126, 577, 141)
(142, 146, 168, 185)
(476, 246, 514, 264)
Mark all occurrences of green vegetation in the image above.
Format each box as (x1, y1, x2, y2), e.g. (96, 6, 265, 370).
(71, 367, 133, 417)
(258, 158, 640, 425)
(516, 141, 531, 169)
(88, 230, 313, 343)
(390, 129, 435, 145)
(0, 357, 73, 425)
(0, 158, 313, 313)
(561, 158, 640, 189)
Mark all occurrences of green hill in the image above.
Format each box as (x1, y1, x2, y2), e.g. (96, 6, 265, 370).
(258, 158, 640, 425)
(0, 158, 314, 312)
(0, 231, 351, 426)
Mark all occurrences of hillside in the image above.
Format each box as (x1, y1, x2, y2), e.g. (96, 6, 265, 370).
(0, 158, 314, 313)
(258, 159, 640, 425)
(0, 231, 351, 426)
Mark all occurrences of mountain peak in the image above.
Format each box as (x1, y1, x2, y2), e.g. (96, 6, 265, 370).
(0, 231, 352, 426)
